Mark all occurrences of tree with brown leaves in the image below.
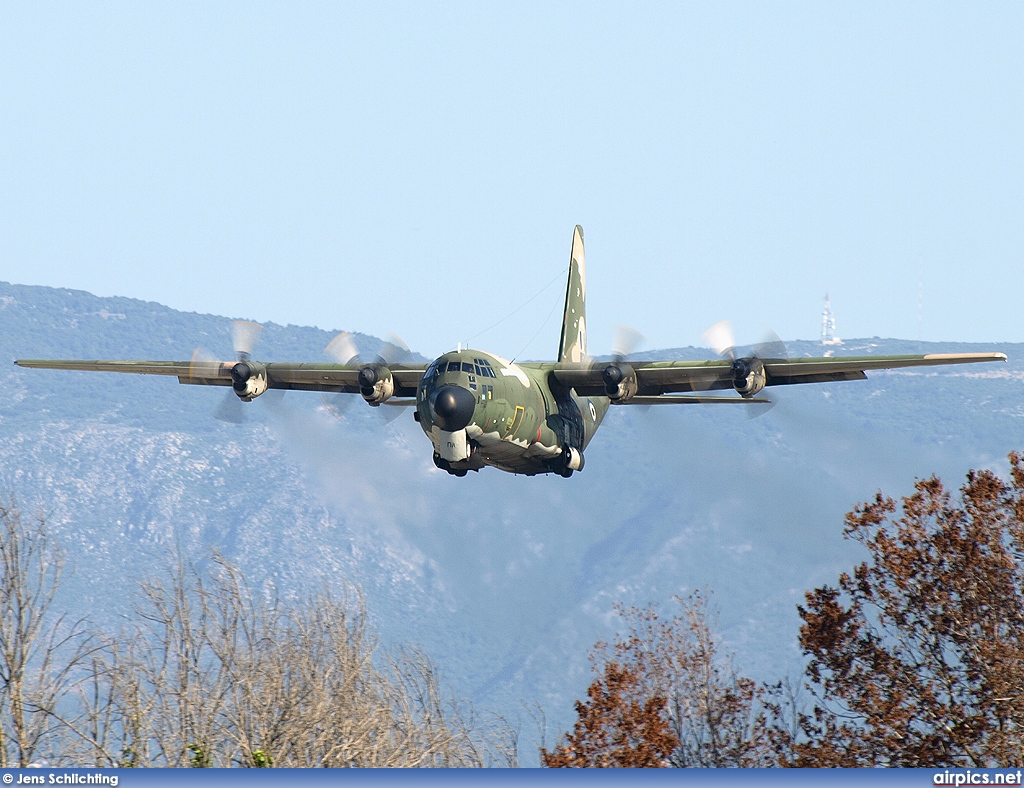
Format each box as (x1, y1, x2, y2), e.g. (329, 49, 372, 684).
(543, 592, 771, 768)
(791, 452, 1024, 767)
(540, 662, 676, 767)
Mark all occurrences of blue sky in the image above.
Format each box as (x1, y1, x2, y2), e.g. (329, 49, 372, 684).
(2, 3, 1022, 359)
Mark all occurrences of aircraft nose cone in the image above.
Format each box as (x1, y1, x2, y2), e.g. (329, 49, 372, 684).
(430, 385, 476, 431)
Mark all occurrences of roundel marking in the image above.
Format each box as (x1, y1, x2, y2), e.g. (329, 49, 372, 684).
(588, 400, 597, 421)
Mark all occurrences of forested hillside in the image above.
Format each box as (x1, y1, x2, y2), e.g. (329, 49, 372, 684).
(2, 280, 1022, 760)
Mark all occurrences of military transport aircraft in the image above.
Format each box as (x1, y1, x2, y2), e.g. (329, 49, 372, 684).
(15, 227, 1008, 478)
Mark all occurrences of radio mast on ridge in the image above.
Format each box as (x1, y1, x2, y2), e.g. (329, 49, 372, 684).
(822, 293, 841, 346)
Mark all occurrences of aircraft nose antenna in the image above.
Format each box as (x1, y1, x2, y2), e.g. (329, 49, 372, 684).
(430, 385, 476, 431)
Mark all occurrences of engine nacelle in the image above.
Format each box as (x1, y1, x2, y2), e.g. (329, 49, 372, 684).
(601, 363, 638, 402)
(730, 357, 766, 398)
(229, 361, 268, 401)
(358, 365, 395, 405)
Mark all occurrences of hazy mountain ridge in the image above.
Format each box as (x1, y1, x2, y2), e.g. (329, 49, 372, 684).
(2, 279, 1022, 758)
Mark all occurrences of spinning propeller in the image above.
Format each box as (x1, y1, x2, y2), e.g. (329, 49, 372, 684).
(703, 320, 787, 362)
(597, 325, 646, 401)
(190, 321, 266, 424)
(321, 331, 411, 423)
(702, 320, 786, 413)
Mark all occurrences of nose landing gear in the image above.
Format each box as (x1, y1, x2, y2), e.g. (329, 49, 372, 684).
(433, 452, 469, 477)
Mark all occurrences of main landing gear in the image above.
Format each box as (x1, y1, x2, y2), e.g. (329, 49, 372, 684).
(550, 446, 585, 479)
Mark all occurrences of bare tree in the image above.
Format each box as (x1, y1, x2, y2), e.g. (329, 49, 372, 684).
(89, 552, 514, 767)
(0, 500, 92, 766)
(0, 501, 515, 768)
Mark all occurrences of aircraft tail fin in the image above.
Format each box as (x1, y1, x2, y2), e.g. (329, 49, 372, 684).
(557, 225, 588, 363)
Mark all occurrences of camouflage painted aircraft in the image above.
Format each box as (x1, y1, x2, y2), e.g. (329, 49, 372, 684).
(15, 227, 1008, 477)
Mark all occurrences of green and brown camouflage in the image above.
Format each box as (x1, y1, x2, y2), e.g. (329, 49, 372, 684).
(557, 225, 588, 364)
(14, 227, 1009, 478)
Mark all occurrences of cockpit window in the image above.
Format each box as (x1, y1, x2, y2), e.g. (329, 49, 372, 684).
(462, 362, 474, 373)
(446, 361, 461, 373)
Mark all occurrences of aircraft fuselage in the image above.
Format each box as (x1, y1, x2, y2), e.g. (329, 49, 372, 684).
(415, 349, 609, 477)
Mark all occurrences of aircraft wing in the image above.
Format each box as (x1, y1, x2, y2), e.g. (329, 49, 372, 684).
(548, 352, 1008, 398)
(13, 359, 430, 397)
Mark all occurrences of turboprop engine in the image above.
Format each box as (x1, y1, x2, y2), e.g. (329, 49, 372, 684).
(601, 362, 638, 402)
(357, 365, 395, 405)
(323, 332, 410, 410)
(730, 357, 766, 398)
(229, 361, 268, 401)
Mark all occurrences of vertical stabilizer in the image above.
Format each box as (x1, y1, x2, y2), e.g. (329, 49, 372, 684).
(557, 225, 588, 363)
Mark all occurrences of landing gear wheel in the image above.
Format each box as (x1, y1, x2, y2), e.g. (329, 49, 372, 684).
(451, 468, 468, 477)
(557, 445, 582, 477)
(432, 452, 451, 472)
